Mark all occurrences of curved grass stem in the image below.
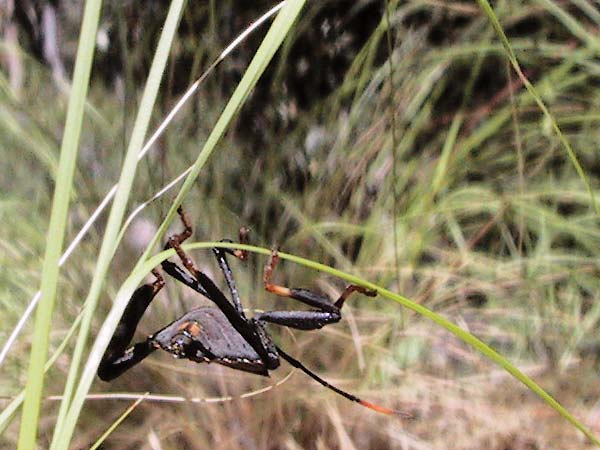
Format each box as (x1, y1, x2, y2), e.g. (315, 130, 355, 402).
(182, 243, 599, 447)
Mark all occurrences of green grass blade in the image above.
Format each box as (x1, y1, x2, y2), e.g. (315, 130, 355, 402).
(0, 309, 83, 435)
(16, 1, 103, 449)
(49, 3, 186, 450)
(54, 3, 306, 446)
(86, 242, 600, 447)
(475, 0, 599, 216)
(205, 243, 600, 446)
(136, 0, 307, 265)
(88, 394, 148, 450)
(536, 0, 600, 50)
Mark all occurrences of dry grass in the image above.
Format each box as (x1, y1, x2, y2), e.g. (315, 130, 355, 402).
(2, 0, 600, 449)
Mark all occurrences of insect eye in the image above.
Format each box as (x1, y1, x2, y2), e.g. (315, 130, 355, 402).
(169, 333, 192, 357)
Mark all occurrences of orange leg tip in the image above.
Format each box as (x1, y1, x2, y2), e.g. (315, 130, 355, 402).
(265, 284, 292, 297)
(233, 249, 247, 261)
(176, 321, 191, 332)
(359, 400, 411, 418)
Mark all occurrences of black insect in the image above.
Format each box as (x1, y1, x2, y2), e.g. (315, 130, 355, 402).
(98, 207, 401, 415)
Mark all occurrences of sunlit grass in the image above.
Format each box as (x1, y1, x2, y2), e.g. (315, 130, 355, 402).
(1, 0, 600, 448)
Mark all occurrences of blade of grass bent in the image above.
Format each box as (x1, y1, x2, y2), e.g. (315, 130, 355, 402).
(196, 243, 600, 447)
(16, 1, 103, 449)
(88, 242, 600, 447)
(54, 2, 306, 449)
(49, 3, 186, 450)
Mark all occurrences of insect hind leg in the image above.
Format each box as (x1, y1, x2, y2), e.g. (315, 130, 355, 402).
(263, 249, 376, 313)
(276, 346, 408, 417)
(97, 270, 164, 381)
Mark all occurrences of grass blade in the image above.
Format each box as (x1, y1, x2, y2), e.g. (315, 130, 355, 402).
(192, 242, 600, 447)
(475, 0, 599, 216)
(136, 0, 307, 264)
(57, 2, 306, 447)
(88, 394, 148, 450)
(16, 1, 103, 449)
(49, 2, 186, 449)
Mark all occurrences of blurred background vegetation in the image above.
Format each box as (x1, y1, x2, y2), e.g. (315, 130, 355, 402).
(1, 0, 600, 448)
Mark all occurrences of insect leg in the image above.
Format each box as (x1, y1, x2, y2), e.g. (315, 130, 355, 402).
(160, 206, 216, 298)
(160, 210, 248, 330)
(212, 226, 251, 316)
(163, 207, 250, 316)
(263, 250, 376, 312)
(97, 270, 164, 381)
(160, 259, 208, 297)
(333, 284, 377, 308)
(163, 206, 198, 277)
(254, 310, 341, 330)
(276, 346, 408, 417)
(196, 272, 280, 371)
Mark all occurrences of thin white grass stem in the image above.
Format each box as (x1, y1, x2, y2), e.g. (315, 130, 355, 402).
(63, 4, 306, 449)
(220, 2, 285, 59)
(120, 167, 192, 234)
(0, 1, 285, 371)
(0, 291, 40, 365)
(49, 3, 186, 449)
(45, 369, 294, 403)
(134, 0, 306, 269)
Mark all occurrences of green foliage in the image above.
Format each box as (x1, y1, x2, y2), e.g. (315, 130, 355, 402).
(17, 1, 103, 449)
(1, 0, 600, 448)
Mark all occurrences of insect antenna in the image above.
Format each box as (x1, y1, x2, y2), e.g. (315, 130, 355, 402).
(275, 346, 410, 417)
